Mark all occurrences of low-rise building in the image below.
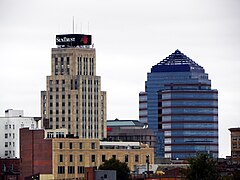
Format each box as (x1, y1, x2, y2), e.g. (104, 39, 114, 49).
(0, 109, 41, 158)
(20, 128, 154, 179)
(107, 119, 156, 148)
(229, 127, 240, 164)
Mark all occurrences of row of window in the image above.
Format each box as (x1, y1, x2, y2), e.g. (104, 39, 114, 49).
(77, 57, 94, 76)
(232, 144, 240, 149)
(5, 150, 15, 157)
(58, 166, 84, 174)
(232, 136, 240, 141)
(54, 57, 70, 75)
(5, 142, 15, 147)
(5, 133, 15, 139)
(47, 132, 65, 138)
(59, 142, 96, 149)
(5, 124, 15, 130)
(58, 154, 139, 163)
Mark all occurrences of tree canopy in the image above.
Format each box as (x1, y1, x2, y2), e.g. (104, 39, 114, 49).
(182, 153, 218, 180)
(98, 157, 130, 180)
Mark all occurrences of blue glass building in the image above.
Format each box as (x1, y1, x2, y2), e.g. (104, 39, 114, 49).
(143, 50, 218, 159)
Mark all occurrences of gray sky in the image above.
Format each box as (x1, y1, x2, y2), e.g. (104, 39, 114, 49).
(0, 0, 239, 158)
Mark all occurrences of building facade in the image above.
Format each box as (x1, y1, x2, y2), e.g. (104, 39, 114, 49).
(0, 109, 40, 158)
(107, 119, 156, 148)
(20, 128, 154, 180)
(229, 128, 240, 164)
(141, 50, 218, 159)
(41, 34, 107, 139)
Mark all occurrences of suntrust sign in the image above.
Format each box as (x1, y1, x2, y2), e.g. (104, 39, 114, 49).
(56, 34, 92, 46)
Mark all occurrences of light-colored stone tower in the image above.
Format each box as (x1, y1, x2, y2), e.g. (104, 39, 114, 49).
(41, 34, 106, 139)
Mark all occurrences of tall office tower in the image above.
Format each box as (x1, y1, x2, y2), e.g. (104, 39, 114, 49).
(139, 92, 148, 125)
(141, 50, 218, 159)
(41, 34, 107, 139)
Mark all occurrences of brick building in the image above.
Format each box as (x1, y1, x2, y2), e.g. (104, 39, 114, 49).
(20, 128, 154, 179)
(229, 127, 240, 164)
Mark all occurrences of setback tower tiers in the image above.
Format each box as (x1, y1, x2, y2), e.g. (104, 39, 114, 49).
(41, 34, 107, 139)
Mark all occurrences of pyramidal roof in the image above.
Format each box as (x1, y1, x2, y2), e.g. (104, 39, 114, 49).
(151, 50, 204, 73)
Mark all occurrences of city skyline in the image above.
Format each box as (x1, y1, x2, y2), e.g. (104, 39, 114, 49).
(0, 0, 240, 158)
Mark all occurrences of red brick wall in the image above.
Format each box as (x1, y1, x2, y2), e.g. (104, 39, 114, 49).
(20, 128, 52, 179)
(0, 158, 20, 179)
(85, 167, 96, 180)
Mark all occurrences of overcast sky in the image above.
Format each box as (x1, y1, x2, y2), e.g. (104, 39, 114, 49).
(0, 0, 239, 157)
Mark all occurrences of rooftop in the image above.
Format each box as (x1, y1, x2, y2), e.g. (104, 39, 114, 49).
(151, 50, 204, 73)
(107, 119, 144, 127)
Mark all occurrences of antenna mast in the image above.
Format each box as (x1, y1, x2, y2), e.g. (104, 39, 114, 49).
(73, 16, 75, 34)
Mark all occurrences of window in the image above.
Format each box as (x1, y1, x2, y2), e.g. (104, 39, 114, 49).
(78, 166, 84, 174)
(135, 155, 139, 162)
(5, 133, 8, 138)
(79, 142, 83, 149)
(5, 125, 8, 129)
(112, 155, 116, 159)
(102, 155, 106, 162)
(13, 142, 15, 147)
(5, 151, 8, 156)
(59, 142, 63, 149)
(47, 132, 54, 138)
(59, 154, 63, 162)
(91, 142, 95, 149)
(5, 142, 8, 147)
(69, 142, 73, 149)
(69, 154, 73, 162)
(13, 125, 15, 129)
(68, 166, 75, 174)
(56, 132, 64, 138)
(79, 154, 83, 162)
(91, 155, 96, 162)
(13, 133, 15, 139)
(58, 166, 65, 174)
(125, 155, 128, 163)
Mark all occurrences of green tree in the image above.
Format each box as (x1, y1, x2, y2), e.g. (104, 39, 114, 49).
(98, 157, 130, 180)
(182, 153, 219, 180)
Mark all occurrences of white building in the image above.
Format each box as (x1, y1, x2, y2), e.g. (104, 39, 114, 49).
(0, 109, 41, 158)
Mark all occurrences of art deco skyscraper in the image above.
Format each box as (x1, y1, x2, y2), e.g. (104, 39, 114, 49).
(141, 50, 218, 159)
(41, 34, 107, 139)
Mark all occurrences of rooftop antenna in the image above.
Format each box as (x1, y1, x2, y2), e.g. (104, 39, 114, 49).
(73, 16, 75, 34)
(88, 21, 90, 33)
